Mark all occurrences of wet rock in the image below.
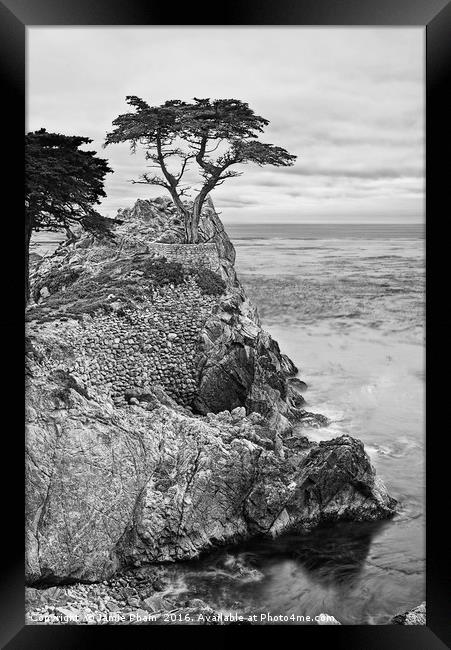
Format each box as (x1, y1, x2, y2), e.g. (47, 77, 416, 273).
(295, 410, 331, 428)
(283, 434, 310, 451)
(185, 598, 208, 609)
(290, 392, 306, 409)
(316, 613, 341, 625)
(288, 377, 308, 393)
(281, 353, 298, 377)
(142, 596, 169, 612)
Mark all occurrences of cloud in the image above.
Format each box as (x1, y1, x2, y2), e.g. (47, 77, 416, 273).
(284, 165, 423, 180)
(27, 26, 424, 223)
(215, 197, 258, 208)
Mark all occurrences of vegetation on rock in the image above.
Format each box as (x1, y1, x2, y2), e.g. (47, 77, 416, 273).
(142, 257, 185, 286)
(29, 254, 227, 324)
(193, 268, 226, 296)
(32, 266, 82, 302)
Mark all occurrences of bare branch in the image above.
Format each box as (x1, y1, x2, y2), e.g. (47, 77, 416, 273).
(132, 172, 170, 189)
(175, 153, 196, 182)
(205, 139, 224, 154)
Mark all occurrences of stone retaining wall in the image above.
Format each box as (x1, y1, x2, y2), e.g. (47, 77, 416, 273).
(147, 243, 221, 272)
(33, 278, 217, 407)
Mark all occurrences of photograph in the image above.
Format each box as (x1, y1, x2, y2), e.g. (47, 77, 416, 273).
(24, 25, 426, 627)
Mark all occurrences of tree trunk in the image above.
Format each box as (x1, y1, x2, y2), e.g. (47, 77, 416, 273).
(190, 190, 210, 244)
(25, 215, 32, 307)
(184, 212, 193, 243)
(165, 187, 192, 243)
(188, 206, 199, 244)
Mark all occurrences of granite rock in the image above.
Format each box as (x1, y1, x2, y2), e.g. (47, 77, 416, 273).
(25, 370, 396, 584)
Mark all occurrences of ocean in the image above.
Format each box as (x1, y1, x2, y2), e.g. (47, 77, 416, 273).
(159, 222, 425, 625)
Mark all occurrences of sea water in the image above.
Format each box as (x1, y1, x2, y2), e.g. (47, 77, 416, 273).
(159, 222, 425, 625)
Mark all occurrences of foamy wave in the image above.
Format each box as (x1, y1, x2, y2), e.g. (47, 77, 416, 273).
(365, 437, 423, 460)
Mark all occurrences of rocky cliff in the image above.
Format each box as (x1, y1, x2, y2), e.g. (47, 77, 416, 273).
(29, 198, 300, 427)
(26, 197, 396, 585)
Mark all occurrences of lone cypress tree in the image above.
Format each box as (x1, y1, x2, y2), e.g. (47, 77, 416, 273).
(105, 97, 297, 243)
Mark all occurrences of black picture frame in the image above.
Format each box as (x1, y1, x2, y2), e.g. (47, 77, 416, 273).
(1, 1, 449, 648)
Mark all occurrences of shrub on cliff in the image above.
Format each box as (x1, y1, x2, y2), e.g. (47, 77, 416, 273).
(193, 268, 226, 296)
(142, 257, 185, 287)
(33, 266, 82, 302)
(141, 257, 226, 295)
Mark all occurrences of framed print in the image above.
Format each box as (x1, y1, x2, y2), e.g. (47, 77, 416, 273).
(1, 0, 450, 648)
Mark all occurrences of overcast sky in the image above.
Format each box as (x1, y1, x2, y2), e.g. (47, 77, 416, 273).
(27, 27, 424, 224)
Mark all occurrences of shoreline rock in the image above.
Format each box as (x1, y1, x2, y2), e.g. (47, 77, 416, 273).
(25, 569, 225, 625)
(26, 578, 425, 627)
(391, 601, 426, 625)
(25, 371, 396, 585)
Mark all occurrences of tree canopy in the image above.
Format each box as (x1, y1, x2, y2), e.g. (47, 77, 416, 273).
(26, 128, 114, 236)
(25, 128, 116, 304)
(105, 97, 297, 242)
